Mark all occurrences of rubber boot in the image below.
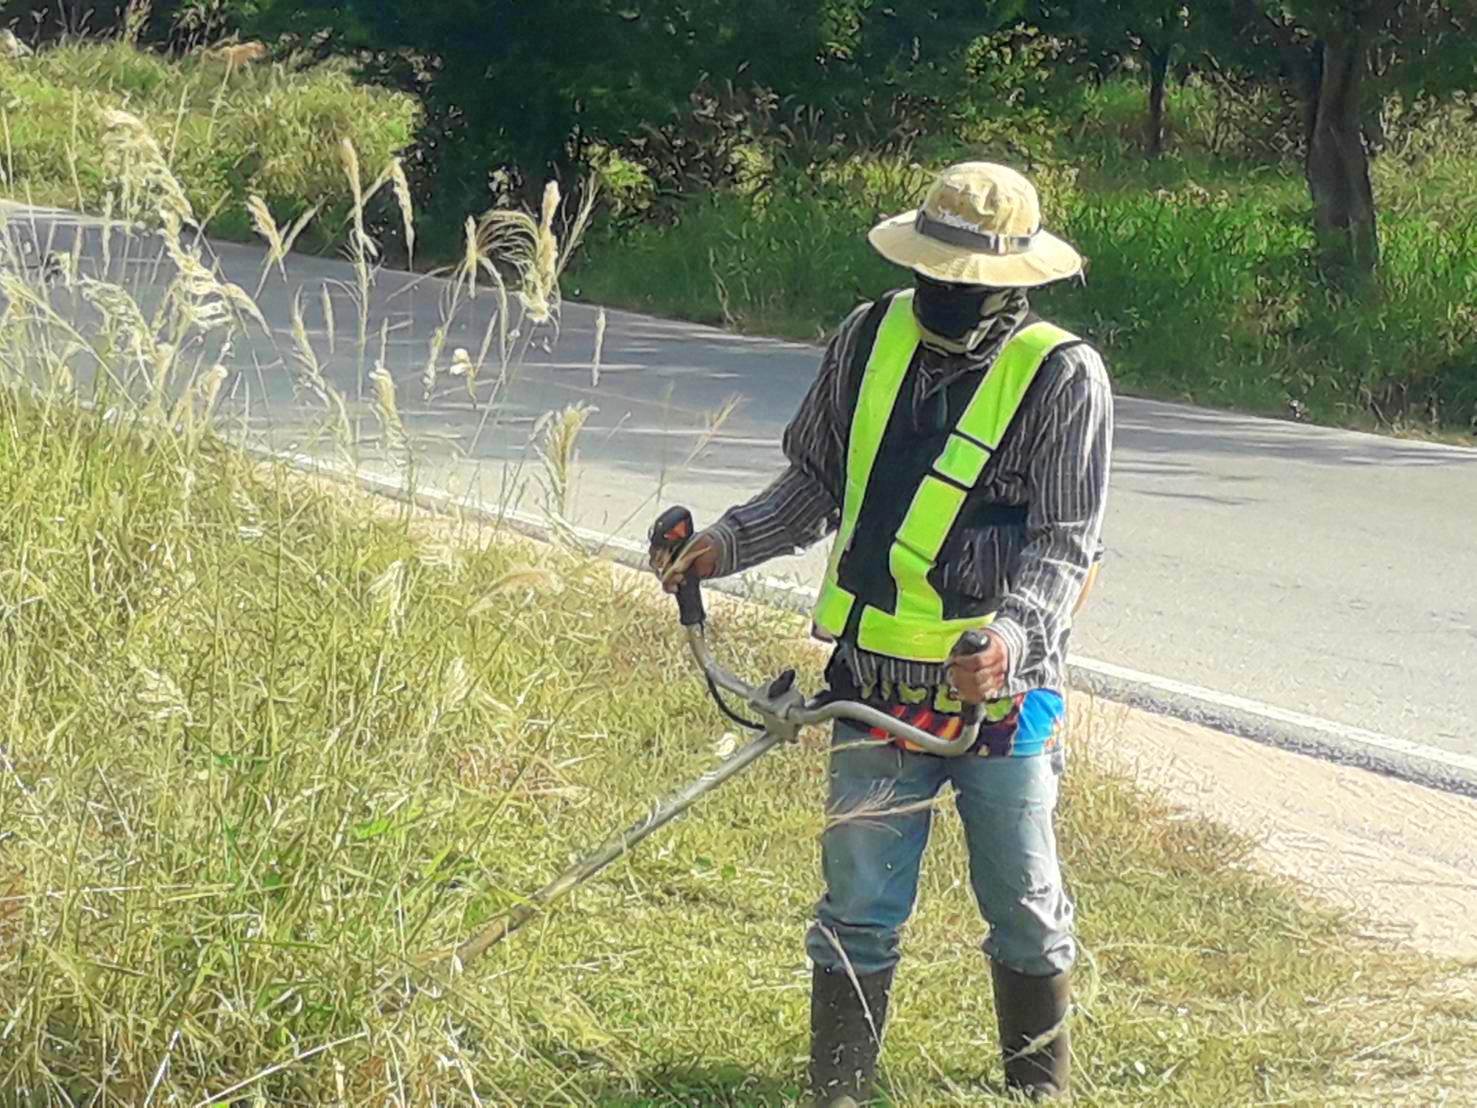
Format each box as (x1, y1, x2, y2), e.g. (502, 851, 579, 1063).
(809, 963, 895, 1107)
(991, 962, 1071, 1099)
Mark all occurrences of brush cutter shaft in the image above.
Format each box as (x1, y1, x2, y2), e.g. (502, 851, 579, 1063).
(452, 729, 785, 968)
(442, 508, 980, 976)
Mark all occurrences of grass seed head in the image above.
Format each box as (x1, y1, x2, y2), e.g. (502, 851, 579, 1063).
(389, 158, 415, 265)
(100, 108, 196, 228)
(369, 364, 408, 459)
(534, 402, 596, 521)
(246, 194, 285, 260)
(367, 558, 408, 634)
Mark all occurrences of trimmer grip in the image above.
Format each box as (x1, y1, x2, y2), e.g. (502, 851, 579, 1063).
(952, 630, 989, 726)
(673, 575, 705, 627)
(648, 506, 707, 627)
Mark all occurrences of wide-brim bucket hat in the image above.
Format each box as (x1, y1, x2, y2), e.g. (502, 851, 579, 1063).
(868, 162, 1082, 288)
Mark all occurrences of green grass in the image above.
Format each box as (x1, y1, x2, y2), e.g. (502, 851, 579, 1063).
(0, 40, 417, 250)
(572, 81, 1477, 437)
(2, 392, 1476, 1104)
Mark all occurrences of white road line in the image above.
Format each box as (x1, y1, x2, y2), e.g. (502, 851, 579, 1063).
(253, 448, 1477, 787)
(1070, 657, 1477, 776)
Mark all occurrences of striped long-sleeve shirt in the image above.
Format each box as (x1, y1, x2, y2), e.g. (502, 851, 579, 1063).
(705, 294, 1114, 699)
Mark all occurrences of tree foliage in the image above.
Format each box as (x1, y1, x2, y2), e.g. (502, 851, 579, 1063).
(1232, 0, 1477, 278)
(248, 2, 763, 218)
(1038, 2, 1191, 154)
(12, 0, 1475, 284)
(243, 1, 1029, 217)
(1, 0, 254, 48)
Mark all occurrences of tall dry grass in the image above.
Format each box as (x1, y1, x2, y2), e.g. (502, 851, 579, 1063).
(3, 377, 1475, 1103)
(0, 98, 657, 1102)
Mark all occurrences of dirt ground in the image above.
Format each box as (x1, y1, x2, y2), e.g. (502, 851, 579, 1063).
(1077, 695, 1477, 963)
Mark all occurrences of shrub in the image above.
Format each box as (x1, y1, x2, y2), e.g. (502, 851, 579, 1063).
(0, 42, 417, 252)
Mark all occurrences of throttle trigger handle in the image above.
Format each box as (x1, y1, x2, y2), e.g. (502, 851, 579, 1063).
(954, 630, 988, 656)
(649, 505, 705, 628)
(649, 505, 695, 556)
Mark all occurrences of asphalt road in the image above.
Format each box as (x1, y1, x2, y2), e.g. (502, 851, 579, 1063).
(7, 203, 1476, 784)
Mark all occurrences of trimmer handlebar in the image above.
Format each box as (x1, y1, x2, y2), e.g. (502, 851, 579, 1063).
(650, 505, 984, 758)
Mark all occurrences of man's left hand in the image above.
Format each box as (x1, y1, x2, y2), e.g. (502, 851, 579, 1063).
(948, 631, 1009, 704)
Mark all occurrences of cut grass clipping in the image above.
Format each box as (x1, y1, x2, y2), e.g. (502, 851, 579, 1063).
(1, 87, 1475, 1107)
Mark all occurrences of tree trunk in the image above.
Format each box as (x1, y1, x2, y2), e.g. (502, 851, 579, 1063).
(1305, 33, 1378, 281)
(1146, 48, 1170, 156)
(1296, 41, 1322, 148)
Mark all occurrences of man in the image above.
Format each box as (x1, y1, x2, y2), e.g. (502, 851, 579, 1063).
(656, 163, 1111, 1104)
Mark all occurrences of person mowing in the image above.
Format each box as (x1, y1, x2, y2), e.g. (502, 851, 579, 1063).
(654, 162, 1112, 1104)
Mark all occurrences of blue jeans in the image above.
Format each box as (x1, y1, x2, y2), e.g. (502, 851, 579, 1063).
(805, 723, 1075, 978)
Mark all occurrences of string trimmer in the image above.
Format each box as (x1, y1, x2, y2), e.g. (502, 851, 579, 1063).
(440, 506, 988, 973)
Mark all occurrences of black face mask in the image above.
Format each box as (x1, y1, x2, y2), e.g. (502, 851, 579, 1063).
(912, 274, 994, 342)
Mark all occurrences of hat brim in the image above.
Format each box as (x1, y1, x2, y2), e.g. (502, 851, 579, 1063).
(868, 209, 1083, 288)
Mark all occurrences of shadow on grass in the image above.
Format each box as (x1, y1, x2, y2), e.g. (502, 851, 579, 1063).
(551, 1057, 1015, 1106)
(519, 1032, 803, 1105)
(573, 1064, 802, 1107)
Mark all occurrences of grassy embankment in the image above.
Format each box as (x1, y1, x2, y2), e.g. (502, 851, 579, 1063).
(4, 384, 1477, 1105)
(0, 40, 416, 250)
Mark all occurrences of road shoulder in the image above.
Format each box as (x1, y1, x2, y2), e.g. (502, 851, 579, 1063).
(1080, 696, 1477, 963)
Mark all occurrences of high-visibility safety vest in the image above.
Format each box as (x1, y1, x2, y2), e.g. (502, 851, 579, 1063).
(812, 289, 1080, 665)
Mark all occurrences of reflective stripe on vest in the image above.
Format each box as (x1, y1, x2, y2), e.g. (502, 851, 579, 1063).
(813, 290, 1078, 664)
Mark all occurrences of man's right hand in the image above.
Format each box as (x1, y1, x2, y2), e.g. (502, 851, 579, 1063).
(651, 530, 720, 595)
(948, 629, 1010, 703)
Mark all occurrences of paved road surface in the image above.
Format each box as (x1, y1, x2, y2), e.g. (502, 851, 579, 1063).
(6, 203, 1475, 784)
